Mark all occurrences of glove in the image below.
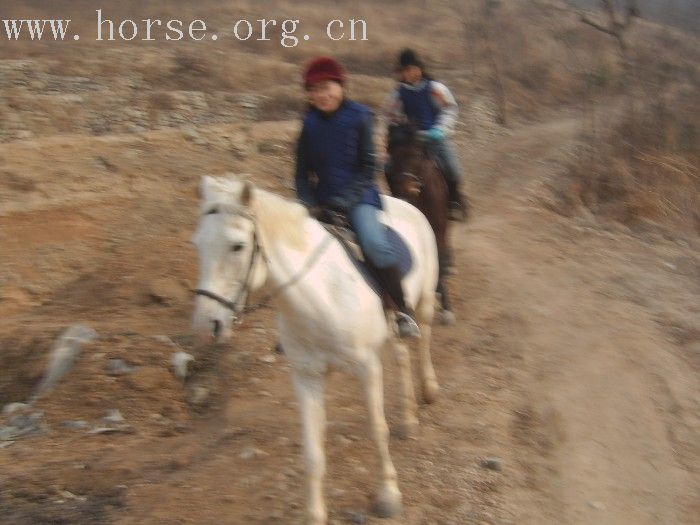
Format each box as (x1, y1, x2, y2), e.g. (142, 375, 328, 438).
(327, 196, 349, 213)
(419, 127, 445, 142)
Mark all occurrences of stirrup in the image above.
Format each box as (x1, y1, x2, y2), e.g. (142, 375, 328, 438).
(395, 312, 420, 339)
(448, 201, 465, 222)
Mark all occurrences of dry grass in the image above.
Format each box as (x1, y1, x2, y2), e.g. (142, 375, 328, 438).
(553, 87, 699, 235)
(2, 0, 699, 236)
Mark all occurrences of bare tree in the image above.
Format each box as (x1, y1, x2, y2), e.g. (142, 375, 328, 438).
(579, 1, 640, 58)
(476, 0, 508, 125)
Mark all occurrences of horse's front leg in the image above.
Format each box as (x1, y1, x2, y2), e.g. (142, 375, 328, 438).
(358, 352, 403, 518)
(292, 371, 327, 525)
(390, 338, 419, 438)
(417, 297, 440, 404)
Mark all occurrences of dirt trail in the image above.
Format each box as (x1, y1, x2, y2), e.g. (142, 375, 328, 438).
(456, 114, 700, 524)
(1, 108, 698, 524)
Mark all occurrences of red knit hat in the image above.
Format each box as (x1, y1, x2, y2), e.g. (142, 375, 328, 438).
(303, 56, 345, 89)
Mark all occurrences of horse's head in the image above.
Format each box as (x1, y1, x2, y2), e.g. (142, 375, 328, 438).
(191, 175, 267, 343)
(386, 123, 433, 202)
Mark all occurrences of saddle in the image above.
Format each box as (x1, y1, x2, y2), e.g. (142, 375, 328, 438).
(315, 209, 413, 297)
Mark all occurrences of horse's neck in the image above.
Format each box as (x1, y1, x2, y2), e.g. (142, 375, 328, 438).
(258, 218, 330, 297)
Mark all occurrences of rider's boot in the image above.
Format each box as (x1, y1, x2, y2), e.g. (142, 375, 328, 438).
(446, 178, 468, 222)
(375, 265, 420, 339)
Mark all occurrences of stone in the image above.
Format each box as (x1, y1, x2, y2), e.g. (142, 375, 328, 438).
(480, 457, 502, 471)
(105, 359, 135, 376)
(0, 411, 48, 440)
(238, 446, 268, 460)
(2, 402, 29, 416)
(187, 386, 210, 406)
(103, 409, 124, 424)
(346, 511, 366, 524)
(586, 501, 605, 511)
(62, 420, 88, 430)
(171, 351, 195, 380)
(154, 335, 177, 346)
(30, 325, 98, 401)
(88, 426, 133, 435)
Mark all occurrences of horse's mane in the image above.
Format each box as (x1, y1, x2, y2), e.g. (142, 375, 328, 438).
(202, 175, 309, 252)
(250, 187, 308, 251)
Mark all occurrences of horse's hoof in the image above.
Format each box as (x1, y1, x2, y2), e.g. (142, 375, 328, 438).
(393, 418, 419, 440)
(422, 381, 440, 404)
(372, 486, 403, 518)
(441, 310, 456, 325)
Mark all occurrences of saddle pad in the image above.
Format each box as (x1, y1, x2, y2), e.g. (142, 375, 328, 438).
(328, 225, 413, 295)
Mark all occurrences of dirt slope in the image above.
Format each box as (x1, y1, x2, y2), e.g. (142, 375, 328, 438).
(1, 104, 699, 525)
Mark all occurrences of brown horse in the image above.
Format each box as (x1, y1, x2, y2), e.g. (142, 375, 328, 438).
(386, 124, 455, 324)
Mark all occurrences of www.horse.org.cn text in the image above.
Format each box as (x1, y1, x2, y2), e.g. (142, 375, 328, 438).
(1, 10, 369, 47)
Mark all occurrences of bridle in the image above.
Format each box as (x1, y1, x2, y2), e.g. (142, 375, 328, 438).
(193, 207, 332, 322)
(193, 207, 262, 321)
(392, 137, 435, 198)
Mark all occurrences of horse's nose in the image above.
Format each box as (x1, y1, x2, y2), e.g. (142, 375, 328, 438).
(211, 320, 222, 339)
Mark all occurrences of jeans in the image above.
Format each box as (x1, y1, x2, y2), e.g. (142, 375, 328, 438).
(430, 138, 462, 183)
(348, 204, 397, 269)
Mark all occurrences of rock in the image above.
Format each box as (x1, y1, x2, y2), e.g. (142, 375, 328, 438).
(30, 324, 98, 401)
(2, 402, 29, 416)
(105, 359, 135, 376)
(586, 501, 605, 511)
(258, 354, 277, 364)
(171, 351, 195, 380)
(103, 409, 124, 424)
(154, 335, 177, 346)
(239, 96, 258, 109)
(238, 446, 268, 460)
(62, 420, 88, 430)
(0, 411, 48, 440)
(182, 126, 199, 142)
(187, 386, 210, 406)
(480, 457, 502, 471)
(228, 133, 251, 159)
(257, 140, 285, 155)
(346, 511, 366, 524)
(88, 426, 134, 435)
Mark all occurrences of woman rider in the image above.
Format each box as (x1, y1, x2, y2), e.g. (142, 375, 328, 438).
(295, 56, 420, 338)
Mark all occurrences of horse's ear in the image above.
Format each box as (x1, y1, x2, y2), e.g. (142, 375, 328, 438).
(240, 180, 253, 206)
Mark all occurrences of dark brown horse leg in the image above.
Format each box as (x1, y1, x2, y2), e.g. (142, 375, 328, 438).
(437, 252, 456, 325)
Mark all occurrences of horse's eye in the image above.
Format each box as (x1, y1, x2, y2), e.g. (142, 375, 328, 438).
(231, 243, 245, 253)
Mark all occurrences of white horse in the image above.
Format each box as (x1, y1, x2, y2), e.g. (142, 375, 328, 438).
(191, 175, 440, 525)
